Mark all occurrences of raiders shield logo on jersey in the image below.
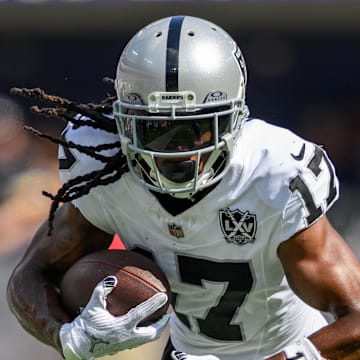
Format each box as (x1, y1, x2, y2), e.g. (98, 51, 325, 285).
(219, 208, 257, 245)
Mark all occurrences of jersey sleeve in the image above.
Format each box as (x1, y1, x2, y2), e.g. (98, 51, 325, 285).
(242, 120, 340, 246)
(280, 143, 339, 242)
(57, 118, 122, 233)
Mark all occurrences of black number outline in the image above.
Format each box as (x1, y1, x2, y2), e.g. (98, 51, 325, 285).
(289, 146, 337, 225)
(59, 129, 77, 170)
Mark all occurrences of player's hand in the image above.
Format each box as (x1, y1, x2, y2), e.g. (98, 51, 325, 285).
(171, 350, 220, 360)
(59, 275, 169, 360)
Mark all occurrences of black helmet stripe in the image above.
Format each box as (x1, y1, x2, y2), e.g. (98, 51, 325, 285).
(166, 16, 185, 91)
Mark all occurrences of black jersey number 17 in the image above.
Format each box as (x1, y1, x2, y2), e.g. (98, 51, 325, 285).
(59, 129, 77, 170)
(173, 255, 254, 341)
(289, 145, 337, 225)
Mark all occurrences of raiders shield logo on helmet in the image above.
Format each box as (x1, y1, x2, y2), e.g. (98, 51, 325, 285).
(219, 208, 257, 245)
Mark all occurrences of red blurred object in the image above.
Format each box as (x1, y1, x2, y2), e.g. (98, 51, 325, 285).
(109, 234, 125, 250)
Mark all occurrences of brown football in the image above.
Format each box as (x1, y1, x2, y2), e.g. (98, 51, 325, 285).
(60, 249, 171, 324)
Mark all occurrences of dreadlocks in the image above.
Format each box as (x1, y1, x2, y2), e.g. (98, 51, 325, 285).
(10, 78, 128, 236)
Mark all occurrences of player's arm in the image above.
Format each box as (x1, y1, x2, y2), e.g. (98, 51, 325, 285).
(6, 202, 114, 353)
(268, 215, 360, 360)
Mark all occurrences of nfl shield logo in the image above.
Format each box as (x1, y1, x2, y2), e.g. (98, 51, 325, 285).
(219, 208, 257, 245)
(168, 223, 184, 238)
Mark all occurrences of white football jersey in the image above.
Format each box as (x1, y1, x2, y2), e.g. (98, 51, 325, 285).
(59, 118, 339, 360)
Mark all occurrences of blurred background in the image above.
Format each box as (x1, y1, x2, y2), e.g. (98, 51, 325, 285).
(1, 0, 360, 359)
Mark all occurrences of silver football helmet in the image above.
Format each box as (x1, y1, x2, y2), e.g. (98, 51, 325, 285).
(113, 15, 248, 198)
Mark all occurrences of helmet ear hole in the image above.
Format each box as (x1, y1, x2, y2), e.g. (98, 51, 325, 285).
(188, 31, 195, 37)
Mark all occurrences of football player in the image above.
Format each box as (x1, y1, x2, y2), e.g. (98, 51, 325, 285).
(7, 15, 360, 360)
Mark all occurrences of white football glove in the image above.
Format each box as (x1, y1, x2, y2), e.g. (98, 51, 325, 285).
(171, 350, 220, 360)
(59, 276, 169, 360)
(281, 338, 324, 360)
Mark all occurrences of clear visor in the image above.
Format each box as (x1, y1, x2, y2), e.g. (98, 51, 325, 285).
(121, 107, 232, 153)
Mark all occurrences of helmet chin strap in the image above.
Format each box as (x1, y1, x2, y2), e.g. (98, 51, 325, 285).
(134, 134, 233, 199)
(159, 160, 195, 183)
(156, 149, 226, 199)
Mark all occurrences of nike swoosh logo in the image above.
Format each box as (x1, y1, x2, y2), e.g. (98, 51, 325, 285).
(291, 143, 306, 161)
